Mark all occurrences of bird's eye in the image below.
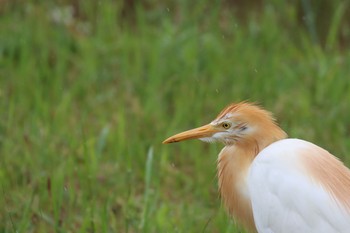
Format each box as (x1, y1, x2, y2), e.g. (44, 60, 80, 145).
(222, 122, 231, 129)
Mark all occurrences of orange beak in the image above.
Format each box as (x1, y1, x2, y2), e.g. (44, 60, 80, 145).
(163, 124, 218, 144)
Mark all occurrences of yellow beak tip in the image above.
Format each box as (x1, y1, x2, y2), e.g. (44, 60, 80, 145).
(162, 138, 176, 144)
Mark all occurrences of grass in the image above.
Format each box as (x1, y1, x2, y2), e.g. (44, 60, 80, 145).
(1, 1, 350, 232)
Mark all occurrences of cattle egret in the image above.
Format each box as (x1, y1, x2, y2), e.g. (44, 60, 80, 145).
(163, 102, 350, 233)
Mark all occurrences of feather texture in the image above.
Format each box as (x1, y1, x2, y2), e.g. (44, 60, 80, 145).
(300, 141, 350, 212)
(218, 145, 256, 232)
(249, 139, 350, 233)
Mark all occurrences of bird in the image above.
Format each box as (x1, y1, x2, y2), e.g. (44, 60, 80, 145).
(163, 102, 350, 233)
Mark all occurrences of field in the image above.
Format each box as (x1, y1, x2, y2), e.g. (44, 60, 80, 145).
(1, 1, 350, 232)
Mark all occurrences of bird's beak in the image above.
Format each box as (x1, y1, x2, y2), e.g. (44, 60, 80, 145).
(163, 124, 218, 144)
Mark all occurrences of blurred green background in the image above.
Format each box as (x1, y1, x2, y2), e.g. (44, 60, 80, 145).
(1, 0, 350, 232)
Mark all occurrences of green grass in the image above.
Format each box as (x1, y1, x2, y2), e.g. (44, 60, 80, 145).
(1, 1, 350, 232)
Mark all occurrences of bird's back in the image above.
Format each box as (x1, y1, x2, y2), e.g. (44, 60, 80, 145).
(248, 138, 350, 233)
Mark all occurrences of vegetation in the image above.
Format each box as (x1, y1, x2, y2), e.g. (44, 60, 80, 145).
(1, 1, 350, 232)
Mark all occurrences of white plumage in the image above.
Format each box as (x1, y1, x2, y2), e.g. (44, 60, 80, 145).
(249, 139, 350, 233)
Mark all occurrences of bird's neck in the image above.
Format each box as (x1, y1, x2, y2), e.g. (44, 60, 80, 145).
(217, 125, 287, 232)
(217, 145, 257, 232)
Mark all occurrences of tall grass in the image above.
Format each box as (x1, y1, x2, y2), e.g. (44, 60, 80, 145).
(1, 1, 350, 232)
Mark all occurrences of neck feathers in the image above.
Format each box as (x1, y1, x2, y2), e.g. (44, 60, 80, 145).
(217, 103, 287, 232)
(218, 146, 257, 232)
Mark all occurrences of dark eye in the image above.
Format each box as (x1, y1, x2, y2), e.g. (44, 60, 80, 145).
(222, 122, 231, 129)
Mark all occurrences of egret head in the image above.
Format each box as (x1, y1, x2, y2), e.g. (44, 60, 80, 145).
(163, 102, 287, 146)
